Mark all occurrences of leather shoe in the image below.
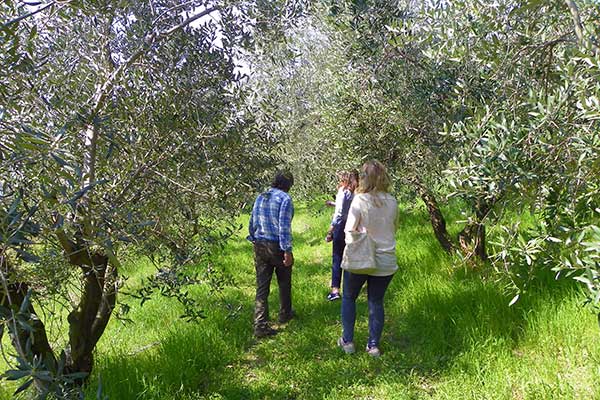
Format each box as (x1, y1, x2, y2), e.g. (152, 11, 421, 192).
(254, 326, 277, 338)
(278, 310, 296, 324)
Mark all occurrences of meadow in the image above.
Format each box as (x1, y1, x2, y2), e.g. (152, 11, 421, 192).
(2, 202, 599, 399)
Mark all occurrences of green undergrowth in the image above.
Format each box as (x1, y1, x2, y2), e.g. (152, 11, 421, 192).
(1, 201, 599, 399)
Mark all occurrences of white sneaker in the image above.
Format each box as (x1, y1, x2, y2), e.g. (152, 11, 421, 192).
(366, 345, 381, 358)
(337, 337, 355, 354)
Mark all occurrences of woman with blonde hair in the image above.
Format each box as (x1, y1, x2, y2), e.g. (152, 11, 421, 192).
(337, 160, 398, 357)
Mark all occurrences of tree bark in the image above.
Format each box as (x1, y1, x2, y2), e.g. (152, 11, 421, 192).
(410, 178, 490, 261)
(0, 285, 56, 366)
(66, 252, 109, 375)
(54, 229, 117, 379)
(0, 255, 57, 391)
(411, 179, 454, 253)
(458, 222, 487, 261)
(457, 198, 492, 261)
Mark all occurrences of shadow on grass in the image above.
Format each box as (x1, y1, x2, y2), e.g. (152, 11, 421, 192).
(88, 204, 586, 400)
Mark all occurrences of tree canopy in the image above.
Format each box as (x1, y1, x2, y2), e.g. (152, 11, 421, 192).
(1, 0, 599, 397)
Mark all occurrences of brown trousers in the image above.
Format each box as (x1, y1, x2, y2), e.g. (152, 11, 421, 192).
(253, 241, 292, 330)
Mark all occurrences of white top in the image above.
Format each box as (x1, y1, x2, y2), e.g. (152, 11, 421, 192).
(344, 192, 398, 276)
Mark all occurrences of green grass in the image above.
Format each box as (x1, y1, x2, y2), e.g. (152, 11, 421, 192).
(2, 202, 600, 399)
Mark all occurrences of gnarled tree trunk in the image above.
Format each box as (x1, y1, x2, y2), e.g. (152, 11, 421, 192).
(66, 253, 115, 377)
(458, 221, 487, 260)
(411, 178, 454, 253)
(0, 254, 57, 392)
(411, 178, 490, 261)
(55, 230, 118, 380)
(457, 198, 493, 261)
(1, 240, 117, 391)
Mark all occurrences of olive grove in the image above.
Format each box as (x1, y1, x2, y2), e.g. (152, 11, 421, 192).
(253, 0, 598, 298)
(1, 0, 307, 396)
(1, 0, 599, 397)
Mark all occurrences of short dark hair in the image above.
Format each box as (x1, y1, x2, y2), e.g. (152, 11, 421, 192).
(271, 170, 294, 192)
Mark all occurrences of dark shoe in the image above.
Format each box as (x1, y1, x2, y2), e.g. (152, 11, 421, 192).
(278, 310, 296, 324)
(327, 292, 341, 301)
(254, 326, 277, 338)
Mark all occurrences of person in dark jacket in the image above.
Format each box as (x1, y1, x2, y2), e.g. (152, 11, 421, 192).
(325, 170, 358, 301)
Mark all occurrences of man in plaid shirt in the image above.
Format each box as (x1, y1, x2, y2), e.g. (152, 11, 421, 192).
(247, 171, 295, 338)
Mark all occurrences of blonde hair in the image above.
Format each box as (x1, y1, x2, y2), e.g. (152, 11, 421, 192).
(356, 160, 391, 194)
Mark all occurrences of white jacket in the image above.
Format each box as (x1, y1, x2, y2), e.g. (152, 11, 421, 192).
(344, 192, 398, 276)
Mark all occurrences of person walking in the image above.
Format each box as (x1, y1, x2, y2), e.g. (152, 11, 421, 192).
(337, 160, 398, 357)
(325, 170, 359, 301)
(247, 171, 295, 338)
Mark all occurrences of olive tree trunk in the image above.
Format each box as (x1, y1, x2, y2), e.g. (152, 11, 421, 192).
(411, 179, 490, 261)
(412, 180, 455, 253)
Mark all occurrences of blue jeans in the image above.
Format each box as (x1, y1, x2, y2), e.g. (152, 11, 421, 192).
(331, 224, 345, 288)
(341, 271, 394, 348)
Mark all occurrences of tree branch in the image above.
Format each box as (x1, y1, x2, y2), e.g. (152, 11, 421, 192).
(88, 5, 220, 117)
(81, 4, 219, 235)
(564, 0, 600, 55)
(151, 0, 200, 27)
(1, 1, 56, 28)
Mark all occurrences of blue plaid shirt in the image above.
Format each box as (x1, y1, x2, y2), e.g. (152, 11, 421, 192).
(247, 188, 294, 252)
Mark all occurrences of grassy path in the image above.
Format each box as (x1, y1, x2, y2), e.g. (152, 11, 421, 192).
(1, 203, 599, 399)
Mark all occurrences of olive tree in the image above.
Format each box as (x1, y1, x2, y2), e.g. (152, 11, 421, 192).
(312, 0, 598, 276)
(242, 13, 357, 197)
(421, 0, 600, 299)
(296, 1, 469, 254)
(0, 0, 283, 396)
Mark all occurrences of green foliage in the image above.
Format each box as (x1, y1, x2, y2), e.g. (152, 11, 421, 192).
(416, 0, 600, 301)
(0, 1, 300, 396)
(0, 203, 594, 399)
(2, 0, 600, 396)
(274, 0, 600, 302)
(245, 14, 359, 196)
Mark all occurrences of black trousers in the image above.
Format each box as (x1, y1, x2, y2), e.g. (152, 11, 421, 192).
(253, 241, 292, 330)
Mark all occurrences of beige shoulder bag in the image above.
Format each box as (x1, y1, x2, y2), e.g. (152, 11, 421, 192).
(341, 197, 376, 274)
